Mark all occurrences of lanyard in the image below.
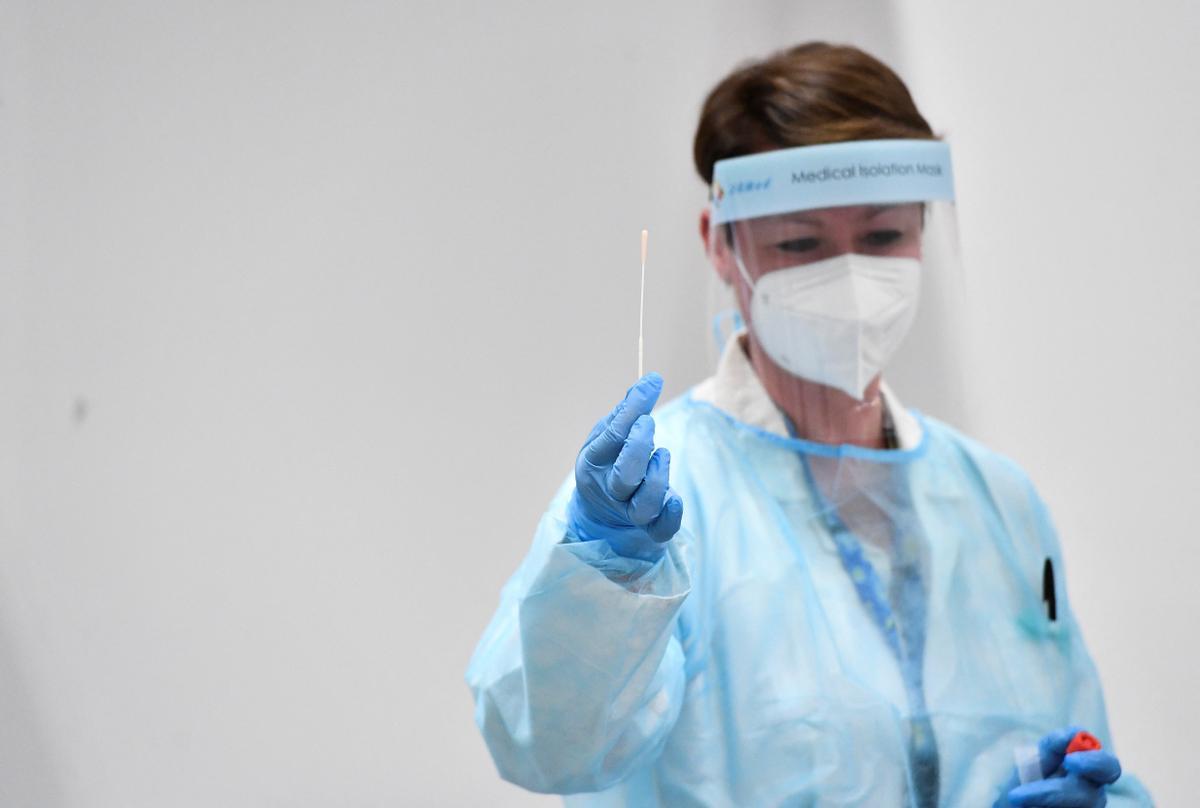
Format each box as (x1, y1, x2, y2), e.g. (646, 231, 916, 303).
(783, 410, 941, 807)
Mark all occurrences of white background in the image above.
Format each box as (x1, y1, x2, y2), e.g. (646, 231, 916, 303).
(1, 2, 1194, 805)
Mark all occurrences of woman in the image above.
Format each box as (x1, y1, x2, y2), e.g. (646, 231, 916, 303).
(466, 43, 1152, 807)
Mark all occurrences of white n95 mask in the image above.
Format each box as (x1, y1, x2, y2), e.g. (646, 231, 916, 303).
(736, 252, 921, 400)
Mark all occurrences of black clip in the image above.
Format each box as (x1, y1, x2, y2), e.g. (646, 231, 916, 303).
(1042, 557, 1057, 622)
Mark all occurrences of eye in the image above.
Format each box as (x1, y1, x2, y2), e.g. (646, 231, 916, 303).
(774, 237, 820, 254)
(862, 229, 903, 248)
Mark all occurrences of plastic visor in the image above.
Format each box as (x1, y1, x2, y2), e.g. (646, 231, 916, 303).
(706, 139, 970, 435)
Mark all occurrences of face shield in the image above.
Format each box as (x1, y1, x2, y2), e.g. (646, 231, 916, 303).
(707, 139, 970, 433)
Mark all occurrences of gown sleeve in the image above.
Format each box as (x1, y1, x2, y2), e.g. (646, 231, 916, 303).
(465, 476, 692, 794)
(1026, 484, 1154, 806)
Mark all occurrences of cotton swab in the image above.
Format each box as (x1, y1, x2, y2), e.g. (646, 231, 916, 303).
(639, 229, 648, 378)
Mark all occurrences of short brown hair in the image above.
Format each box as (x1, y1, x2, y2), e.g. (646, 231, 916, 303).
(693, 43, 936, 186)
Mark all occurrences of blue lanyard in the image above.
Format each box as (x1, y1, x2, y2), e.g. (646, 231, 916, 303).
(784, 414, 940, 806)
(793, 450, 929, 708)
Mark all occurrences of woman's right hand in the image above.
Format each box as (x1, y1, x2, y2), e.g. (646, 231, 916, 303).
(566, 373, 684, 561)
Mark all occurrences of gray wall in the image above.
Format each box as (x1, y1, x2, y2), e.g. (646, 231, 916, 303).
(0, 1, 1190, 805)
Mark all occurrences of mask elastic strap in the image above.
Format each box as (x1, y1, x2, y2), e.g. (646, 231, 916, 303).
(714, 215, 756, 292)
(733, 248, 755, 292)
(711, 309, 745, 351)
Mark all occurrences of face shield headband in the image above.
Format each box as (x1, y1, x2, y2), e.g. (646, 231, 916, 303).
(709, 138, 955, 225)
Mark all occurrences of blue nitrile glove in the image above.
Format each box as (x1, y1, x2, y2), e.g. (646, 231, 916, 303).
(566, 373, 684, 561)
(994, 726, 1122, 808)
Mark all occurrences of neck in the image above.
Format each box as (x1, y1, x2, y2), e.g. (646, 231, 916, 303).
(741, 334, 888, 449)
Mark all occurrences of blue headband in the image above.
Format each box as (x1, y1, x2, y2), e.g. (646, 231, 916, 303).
(710, 139, 955, 224)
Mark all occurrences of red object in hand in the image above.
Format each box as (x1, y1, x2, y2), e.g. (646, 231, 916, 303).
(1066, 731, 1103, 754)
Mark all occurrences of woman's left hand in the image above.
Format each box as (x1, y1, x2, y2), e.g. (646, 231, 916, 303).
(995, 726, 1122, 807)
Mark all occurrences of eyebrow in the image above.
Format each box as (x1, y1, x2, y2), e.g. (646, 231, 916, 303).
(777, 205, 903, 227)
(778, 213, 822, 226)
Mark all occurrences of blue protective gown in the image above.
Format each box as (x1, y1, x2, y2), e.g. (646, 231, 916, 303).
(466, 338, 1152, 806)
